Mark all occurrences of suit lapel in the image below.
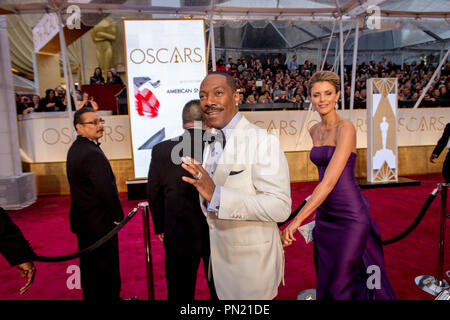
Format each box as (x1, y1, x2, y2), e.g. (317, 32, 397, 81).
(200, 142, 212, 214)
(213, 116, 249, 187)
(199, 116, 249, 215)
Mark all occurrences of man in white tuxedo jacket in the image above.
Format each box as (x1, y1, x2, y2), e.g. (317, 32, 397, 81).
(182, 72, 291, 299)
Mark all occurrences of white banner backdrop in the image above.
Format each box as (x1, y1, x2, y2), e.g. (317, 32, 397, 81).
(17, 109, 450, 164)
(18, 114, 131, 162)
(242, 108, 450, 152)
(123, 19, 207, 179)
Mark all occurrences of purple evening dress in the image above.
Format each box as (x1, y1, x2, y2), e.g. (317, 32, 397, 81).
(310, 145, 397, 300)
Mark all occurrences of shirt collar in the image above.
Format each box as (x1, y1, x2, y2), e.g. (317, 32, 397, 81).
(78, 135, 100, 146)
(221, 112, 242, 141)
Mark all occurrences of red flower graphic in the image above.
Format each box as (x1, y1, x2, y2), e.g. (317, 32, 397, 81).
(134, 85, 160, 118)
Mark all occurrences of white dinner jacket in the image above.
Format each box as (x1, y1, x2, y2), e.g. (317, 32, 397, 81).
(200, 115, 291, 300)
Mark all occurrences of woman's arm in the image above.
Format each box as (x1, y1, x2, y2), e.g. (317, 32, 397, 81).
(91, 101, 99, 110)
(281, 121, 356, 245)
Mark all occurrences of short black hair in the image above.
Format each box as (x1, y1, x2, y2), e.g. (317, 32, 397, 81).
(204, 71, 237, 93)
(182, 99, 203, 125)
(73, 107, 96, 129)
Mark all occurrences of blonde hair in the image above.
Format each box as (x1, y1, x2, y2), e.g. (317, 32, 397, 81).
(308, 71, 340, 97)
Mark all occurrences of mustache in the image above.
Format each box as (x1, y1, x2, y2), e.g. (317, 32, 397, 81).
(97, 128, 104, 133)
(204, 107, 224, 114)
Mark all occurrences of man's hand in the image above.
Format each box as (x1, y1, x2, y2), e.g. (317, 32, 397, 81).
(157, 233, 164, 242)
(430, 154, 438, 163)
(17, 261, 36, 295)
(181, 157, 216, 202)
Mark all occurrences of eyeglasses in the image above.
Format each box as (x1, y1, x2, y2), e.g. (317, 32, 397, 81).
(80, 119, 105, 125)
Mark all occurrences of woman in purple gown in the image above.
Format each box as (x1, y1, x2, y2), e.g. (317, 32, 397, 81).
(281, 71, 396, 300)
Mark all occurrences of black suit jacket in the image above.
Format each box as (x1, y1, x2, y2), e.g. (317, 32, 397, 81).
(432, 123, 450, 157)
(0, 207, 36, 266)
(66, 136, 124, 237)
(147, 128, 208, 250)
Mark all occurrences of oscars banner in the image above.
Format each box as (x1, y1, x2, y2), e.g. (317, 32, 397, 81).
(123, 19, 207, 179)
(17, 113, 131, 162)
(16, 109, 449, 163)
(367, 78, 398, 183)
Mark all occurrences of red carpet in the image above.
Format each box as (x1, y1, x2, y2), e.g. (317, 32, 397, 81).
(0, 173, 449, 300)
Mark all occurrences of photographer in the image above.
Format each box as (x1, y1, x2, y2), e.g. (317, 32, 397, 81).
(77, 92, 99, 111)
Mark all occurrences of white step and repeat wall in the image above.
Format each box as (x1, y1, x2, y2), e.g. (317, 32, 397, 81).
(123, 19, 208, 179)
(17, 108, 450, 166)
(243, 108, 449, 152)
(17, 112, 131, 162)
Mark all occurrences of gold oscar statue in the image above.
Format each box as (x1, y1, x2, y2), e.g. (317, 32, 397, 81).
(91, 17, 117, 73)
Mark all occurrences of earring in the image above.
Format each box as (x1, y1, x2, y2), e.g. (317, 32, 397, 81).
(335, 101, 339, 109)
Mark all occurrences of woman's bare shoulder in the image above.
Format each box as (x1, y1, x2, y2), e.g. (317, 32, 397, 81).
(336, 119, 356, 149)
(338, 119, 356, 132)
(309, 122, 320, 136)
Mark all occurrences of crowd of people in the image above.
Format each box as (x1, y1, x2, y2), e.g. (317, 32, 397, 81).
(213, 55, 450, 108)
(16, 86, 72, 115)
(16, 58, 450, 115)
(15, 67, 126, 115)
(89, 66, 124, 87)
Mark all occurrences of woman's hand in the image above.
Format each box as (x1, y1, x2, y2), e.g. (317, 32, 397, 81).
(23, 107, 34, 114)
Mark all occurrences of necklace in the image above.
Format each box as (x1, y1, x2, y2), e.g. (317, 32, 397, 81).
(318, 119, 341, 142)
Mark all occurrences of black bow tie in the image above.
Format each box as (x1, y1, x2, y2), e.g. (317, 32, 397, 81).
(205, 129, 226, 148)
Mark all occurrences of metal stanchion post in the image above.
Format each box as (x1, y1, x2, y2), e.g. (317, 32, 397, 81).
(438, 184, 448, 289)
(297, 289, 316, 300)
(415, 183, 450, 297)
(139, 201, 155, 300)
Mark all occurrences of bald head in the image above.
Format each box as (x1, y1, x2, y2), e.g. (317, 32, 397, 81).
(182, 99, 204, 128)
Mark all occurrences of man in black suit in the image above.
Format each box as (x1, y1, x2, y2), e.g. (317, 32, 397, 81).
(147, 99, 217, 300)
(66, 107, 124, 300)
(0, 207, 36, 294)
(430, 122, 450, 183)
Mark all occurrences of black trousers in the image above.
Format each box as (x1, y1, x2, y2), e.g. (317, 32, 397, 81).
(77, 234, 121, 300)
(165, 245, 218, 300)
